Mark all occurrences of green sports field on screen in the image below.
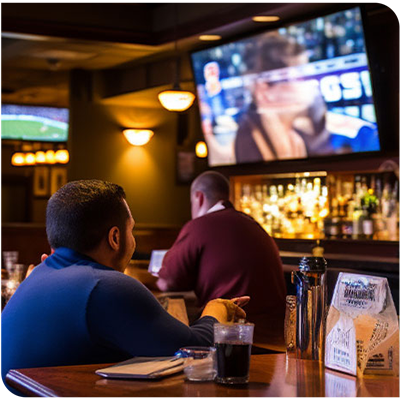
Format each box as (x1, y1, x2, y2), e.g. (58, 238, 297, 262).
(0, 114, 68, 142)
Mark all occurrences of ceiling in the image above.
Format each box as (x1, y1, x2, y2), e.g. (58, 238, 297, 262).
(2, 33, 165, 106)
(1, 3, 363, 107)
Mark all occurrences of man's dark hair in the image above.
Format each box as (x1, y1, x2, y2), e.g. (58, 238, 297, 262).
(46, 180, 129, 253)
(192, 171, 230, 204)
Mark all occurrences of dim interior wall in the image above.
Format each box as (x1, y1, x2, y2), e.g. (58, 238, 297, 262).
(67, 99, 192, 226)
(2, 147, 66, 223)
(2, 146, 32, 222)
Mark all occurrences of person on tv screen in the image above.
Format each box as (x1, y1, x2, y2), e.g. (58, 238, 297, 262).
(234, 32, 379, 163)
(198, 61, 238, 165)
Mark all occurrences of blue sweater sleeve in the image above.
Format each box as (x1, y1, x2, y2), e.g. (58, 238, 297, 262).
(86, 272, 216, 357)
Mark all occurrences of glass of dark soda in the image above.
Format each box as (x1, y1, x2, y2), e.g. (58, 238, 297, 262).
(214, 322, 254, 384)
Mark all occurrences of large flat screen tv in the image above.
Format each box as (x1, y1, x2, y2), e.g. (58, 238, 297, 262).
(1, 104, 69, 142)
(191, 6, 380, 166)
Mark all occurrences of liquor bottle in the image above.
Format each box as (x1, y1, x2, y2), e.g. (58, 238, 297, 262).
(324, 198, 340, 239)
(251, 185, 264, 225)
(372, 177, 387, 240)
(240, 184, 252, 215)
(343, 185, 355, 239)
(352, 205, 362, 239)
(360, 187, 377, 240)
(351, 175, 363, 239)
(380, 179, 398, 239)
(361, 207, 374, 240)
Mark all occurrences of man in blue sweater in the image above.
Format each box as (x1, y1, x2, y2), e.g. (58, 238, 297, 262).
(2, 180, 245, 392)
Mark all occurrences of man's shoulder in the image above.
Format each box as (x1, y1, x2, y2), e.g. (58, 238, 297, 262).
(83, 265, 145, 302)
(195, 207, 257, 225)
(180, 208, 268, 239)
(40, 260, 137, 286)
(89, 265, 138, 284)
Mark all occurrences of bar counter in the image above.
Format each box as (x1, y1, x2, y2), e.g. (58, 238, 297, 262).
(6, 353, 399, 397)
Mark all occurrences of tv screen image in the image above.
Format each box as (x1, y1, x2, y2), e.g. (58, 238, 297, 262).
(1, 104, 69, 142)
(191, 7, 380, 166)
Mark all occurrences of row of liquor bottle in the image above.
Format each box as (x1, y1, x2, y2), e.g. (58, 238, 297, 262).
(235, 171, 399, 241)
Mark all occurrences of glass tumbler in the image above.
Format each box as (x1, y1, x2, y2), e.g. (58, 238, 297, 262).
(178, 346, 216, 381)
(284, 295, 297, 357)
(214, 322, 254, 385)
(3, 251, 19, 271)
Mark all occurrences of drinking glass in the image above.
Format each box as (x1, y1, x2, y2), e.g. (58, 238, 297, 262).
(1, 280, 11, 309)
(178, 346, 216, 381)
(8, 263, 26, 283)
(3, 251, 19, 270)
(214, 322, 254, 384)
(284, 295, 297, 358)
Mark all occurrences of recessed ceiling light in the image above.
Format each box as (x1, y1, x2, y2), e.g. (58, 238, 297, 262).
(199, 35, 222, 41)
(252, 15, 280, 23)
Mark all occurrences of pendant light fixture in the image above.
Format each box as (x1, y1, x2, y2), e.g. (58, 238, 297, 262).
(158, 5, 195, 112)
(158, 85, 195, 112)
(123, 129, 154, 146)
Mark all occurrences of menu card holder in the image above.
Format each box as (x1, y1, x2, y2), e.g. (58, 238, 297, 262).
(325, 273, 399, 377)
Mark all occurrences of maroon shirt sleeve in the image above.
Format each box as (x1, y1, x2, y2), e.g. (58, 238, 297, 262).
(158, 221, 199, 291)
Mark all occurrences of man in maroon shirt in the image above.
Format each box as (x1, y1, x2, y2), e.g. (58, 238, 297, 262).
(157, 171, 287, 349)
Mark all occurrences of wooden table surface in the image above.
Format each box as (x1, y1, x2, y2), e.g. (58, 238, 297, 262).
(6, 353, 399, 397)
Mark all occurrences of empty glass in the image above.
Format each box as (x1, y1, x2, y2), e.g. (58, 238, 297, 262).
(3, 251, 19, 270)
(2, 279, 19, 303)
(178, 346, 216, 381)
(1, 280, 11, 310)
(8, 263, 26, 283)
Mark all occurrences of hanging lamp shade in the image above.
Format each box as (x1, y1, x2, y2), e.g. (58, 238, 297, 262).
(158, 84, 195, 112)
(159, 5, 196, 112)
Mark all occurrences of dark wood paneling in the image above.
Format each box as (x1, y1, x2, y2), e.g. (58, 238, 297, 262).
(1, 224, 49, 266)
(132, 225, 181, 259)
(1, 223, 181, 266)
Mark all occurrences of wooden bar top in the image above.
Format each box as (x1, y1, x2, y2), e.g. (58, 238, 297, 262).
(6, 354, 399, 397)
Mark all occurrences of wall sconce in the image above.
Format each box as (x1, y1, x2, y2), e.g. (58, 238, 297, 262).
(195, 141, 208, 158)
(123, 129, 154, 146)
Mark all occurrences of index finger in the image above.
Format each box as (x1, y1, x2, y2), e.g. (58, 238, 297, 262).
(231, 296, 250, 307)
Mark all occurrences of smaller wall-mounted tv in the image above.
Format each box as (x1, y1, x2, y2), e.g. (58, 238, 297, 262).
(1, 104, 69, 142)
(191, 6, 380, 167)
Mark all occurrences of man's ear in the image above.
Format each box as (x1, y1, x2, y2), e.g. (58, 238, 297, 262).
(108, 226, 120, 251)
(196, 190, 205, 207)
